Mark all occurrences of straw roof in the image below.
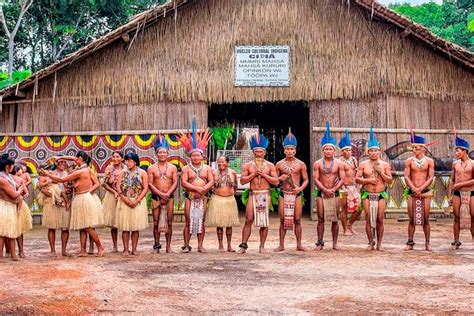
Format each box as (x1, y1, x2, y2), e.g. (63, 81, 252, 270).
(1, 0, 472, 103)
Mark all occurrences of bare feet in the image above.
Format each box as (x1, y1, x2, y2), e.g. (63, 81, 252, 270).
(122, 250, 129, 257)
(237, 248, 247, 254)
(227, 247, 236, 252)
(112, 247, 118, 253)
(343, 229, 353, 236)
(273, 246, 285, 252)
(259, 246, 266, 254)
(425, 243, 432, 252)
(62, 252, 72, 257)
(404, 245, 414, 251)
(19, 252, 25, 258)
(296, 245, 308, 252)
(11, 256, 19, 261)
(218, 246, 225, 252)
(315, 245, 324, 251)
(77, 251, 88, 257)
(333, 243, 340, 251)
(97, 246, 105, 257)
(166, 248, 174, 253)
(197, 247, 207, 253)
(376, 245, 384, 251)
(367, 242, 375, 251)
(131, 251, 138, 256)
(49, 251, 58, 257)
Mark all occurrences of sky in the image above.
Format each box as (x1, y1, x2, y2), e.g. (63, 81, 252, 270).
(378, 0, 442, 5)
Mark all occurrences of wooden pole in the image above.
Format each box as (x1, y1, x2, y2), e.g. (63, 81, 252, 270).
(312, 127, 474, 135)
(0, 128, 204, 137)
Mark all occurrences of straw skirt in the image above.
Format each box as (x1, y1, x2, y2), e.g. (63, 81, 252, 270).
(0, 199, 21, 238)
(69, 192, 102, 230)
(206, 194, 240, 227)
(116, 199, 149, 231)
(17, 199, 33, 234)
(92, 193, 104, 226)
(41, 185, 70, 230)
(101, 191, 119, 228)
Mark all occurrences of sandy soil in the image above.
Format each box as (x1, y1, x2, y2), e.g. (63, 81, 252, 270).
(1, 216, 473, 314)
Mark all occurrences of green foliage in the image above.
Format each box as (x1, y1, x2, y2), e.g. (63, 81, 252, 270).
(211, 125, 234, 150)
(241, 187, 279, 212)
(0, 0, 168, 72)
(0, 69, 31, 89)
(389, 1, 474, 51)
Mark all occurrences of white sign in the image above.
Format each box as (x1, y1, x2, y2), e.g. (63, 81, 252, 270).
(234, 46, 290, 87)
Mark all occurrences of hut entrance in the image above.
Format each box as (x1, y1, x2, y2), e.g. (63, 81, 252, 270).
(208, 101, 311, 213)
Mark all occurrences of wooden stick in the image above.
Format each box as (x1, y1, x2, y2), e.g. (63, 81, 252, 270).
(312, 127, 474, 135)
(0, 128, 205, 137)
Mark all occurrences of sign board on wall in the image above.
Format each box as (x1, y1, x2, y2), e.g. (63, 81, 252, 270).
(234, 46, 290, 87)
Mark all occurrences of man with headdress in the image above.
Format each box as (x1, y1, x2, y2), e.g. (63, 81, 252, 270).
(274, 129, 309, 252)
(179, 120, 214, 253)
(356, 129, 392, 251)
(448, 133, 473, 249)
(404, 131, 435, 251)
(313, 122, 345, 251)
(338, 129, 361, 236)
(148, 135, 178, 253)
(238, 133, 279, 254)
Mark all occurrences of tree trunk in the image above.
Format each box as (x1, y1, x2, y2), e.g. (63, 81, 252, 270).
(8, 38, 15, 80)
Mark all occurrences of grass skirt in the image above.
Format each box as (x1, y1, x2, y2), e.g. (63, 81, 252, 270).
(0, 199, 21, 238)
(116, 199, 149, 231)
(101, 191, 119, 228)
(92, 193, 104, 226)
(207, 194, 240, 227)
(18, 200, 33, 234)
(41, 185, 70, 230)
(69, 192, 102, 230)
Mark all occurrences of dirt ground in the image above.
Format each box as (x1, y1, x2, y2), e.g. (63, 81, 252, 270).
(1, 216, 474, 314)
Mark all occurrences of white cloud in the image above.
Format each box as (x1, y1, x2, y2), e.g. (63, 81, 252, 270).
(378, 0, 442, 5)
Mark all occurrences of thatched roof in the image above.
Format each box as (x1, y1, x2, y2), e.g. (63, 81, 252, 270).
(1, 0, 472, 100)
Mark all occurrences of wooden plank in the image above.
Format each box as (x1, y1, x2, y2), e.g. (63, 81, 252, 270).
(430, 98, 461, 157)
(0, 104, 15, 133)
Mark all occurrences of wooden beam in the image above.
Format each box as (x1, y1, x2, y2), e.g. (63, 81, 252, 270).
(312, 127, 474, 135)
(14, 90, 26, 98)
(121, 33, 130, 43)
(0, 128, 203, 137)
(401, 27, 412, 38)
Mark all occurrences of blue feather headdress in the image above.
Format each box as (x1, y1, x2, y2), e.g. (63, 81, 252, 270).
(321, 122, 336, 149)
(283, 128, 297, 149)
(153, 135, 170, 151)
(367, 128, 380, 150)
(250, 133, 269, 150)
(338, 129, 352, 150)
(454, 128, 470, 151)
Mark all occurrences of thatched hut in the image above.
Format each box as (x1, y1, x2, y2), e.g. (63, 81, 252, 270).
(1, 0, 473, 213)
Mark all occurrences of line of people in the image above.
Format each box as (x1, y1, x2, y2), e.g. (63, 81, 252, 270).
(0, 121, 473, 261)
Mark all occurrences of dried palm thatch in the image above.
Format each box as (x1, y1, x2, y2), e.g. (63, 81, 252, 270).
(1, 0, 473, 109)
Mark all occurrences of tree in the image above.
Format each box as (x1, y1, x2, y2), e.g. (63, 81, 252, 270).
(0, 0, 33, 80)
(389, 0, 474, 51)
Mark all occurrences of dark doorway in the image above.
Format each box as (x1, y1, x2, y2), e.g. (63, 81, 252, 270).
(208, 101, 311, 213)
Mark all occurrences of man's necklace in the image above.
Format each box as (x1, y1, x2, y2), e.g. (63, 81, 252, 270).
(282, 159, 297, 174)
(413, 156, 426, 169)
(322, 159, 334, 174)
(340, 156, 355, 167)
(158, 163, 168, 180)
